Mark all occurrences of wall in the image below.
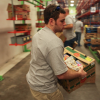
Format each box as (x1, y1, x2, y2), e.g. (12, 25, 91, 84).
(0, 0, 37, 67)
(69, 6, 76, 20)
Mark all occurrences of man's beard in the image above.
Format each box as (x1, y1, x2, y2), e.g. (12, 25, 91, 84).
(55, 22, 62, 32)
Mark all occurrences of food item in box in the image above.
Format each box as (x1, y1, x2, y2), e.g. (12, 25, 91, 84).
(64, 54, 69, 60)
(64, 56, 83, 71)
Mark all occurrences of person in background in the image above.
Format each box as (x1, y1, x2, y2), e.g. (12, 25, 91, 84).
(75, 18, 83, 46)
(26, 4, 87, 100)
(63, 8, 76, 47)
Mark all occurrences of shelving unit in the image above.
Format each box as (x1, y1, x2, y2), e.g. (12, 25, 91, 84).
(36, 0, 51, 29)
(7, 0, 45, 52)
(7, 0, 32, 52)
(76, 0, 100, 63)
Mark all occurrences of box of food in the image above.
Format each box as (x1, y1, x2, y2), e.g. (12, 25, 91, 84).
(17, 12, 30, 19)
(85, 34, 97, 39)
(8, 12, 15, 19)
(15, 24, 31, 31)
(58, 46, 95, 93)
(91, 38, 100, 45)
(56, 32, 66, 43)
(37, 11, 44, 20)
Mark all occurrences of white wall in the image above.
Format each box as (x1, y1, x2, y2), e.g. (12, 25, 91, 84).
(0, 0, 37, 67)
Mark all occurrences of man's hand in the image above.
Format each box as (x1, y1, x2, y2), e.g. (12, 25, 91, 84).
(78, 67, 87, 78)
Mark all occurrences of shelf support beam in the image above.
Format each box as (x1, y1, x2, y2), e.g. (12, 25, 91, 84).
(21, 1, 31, 52)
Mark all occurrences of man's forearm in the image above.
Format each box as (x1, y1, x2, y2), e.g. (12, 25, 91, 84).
(57, 69, 81, 80)
(64, 24, 73, 29)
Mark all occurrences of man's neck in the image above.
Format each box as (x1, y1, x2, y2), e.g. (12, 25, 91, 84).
(45, 24, 56, 33)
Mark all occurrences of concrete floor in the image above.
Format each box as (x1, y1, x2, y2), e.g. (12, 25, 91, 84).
(0, 34, 100, 100)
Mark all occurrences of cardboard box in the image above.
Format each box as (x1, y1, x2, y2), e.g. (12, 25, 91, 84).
(15, 24, 31, 31)
(85, 34, 97, 39)
(91, 38, 100, 45)
(7, 4, 30, 12)
(36, 23, 45, 27)
(17, 12, 30, 19)
(86, 33, 97, 36)
(37, 11, 44, 20)
(90, 46, 100, 51)
(59, 34, 66, 43)
(58, 46, 95, 93)
(97, 27, 100, 33)
(8, 12, 15, 19)
(7, 4, 14, 11)
(22, 4, 30, 11)
(56, 32, 66, 43)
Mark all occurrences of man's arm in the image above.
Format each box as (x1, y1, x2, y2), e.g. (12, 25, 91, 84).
(64, 24, 73, 29)
(81, 22, 83, 33)
(81, 27, 83, 33)
(57, 67, 87, 80)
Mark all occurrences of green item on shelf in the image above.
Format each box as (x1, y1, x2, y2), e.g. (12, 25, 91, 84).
(0, 76, 4, 81)
(89, 46, 100, 63)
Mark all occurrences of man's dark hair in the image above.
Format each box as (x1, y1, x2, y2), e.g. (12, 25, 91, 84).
(78, 18, 81, 20)
(44, 4, 65, 24)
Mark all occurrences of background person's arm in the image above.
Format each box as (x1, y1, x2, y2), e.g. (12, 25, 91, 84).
(81, 22, 83, 33)
(64, 24, 73, 29)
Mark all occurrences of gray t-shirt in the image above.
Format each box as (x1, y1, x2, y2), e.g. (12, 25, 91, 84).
(75, 20, 83, 32)
(26, 26, 68, 93)
(63, 15, 76, 41)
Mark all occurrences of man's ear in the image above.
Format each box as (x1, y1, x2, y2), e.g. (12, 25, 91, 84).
(49, 18, 55, 26)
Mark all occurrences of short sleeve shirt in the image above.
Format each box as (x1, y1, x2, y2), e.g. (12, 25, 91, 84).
(63, 15, 76, 40)
(26, 26, 68, 93)
(75, 20, 83, 32)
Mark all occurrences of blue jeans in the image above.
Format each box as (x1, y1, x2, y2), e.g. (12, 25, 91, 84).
(64, 37, 76, 47)
(75, 32, 81, 46)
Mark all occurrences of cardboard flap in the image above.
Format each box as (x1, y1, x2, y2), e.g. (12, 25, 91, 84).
(64, 46, 95, 65)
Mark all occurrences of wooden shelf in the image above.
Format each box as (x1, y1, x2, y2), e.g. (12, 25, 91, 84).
(8, 30, 30, 34)
(7, 19, 31, 20)
(77, 10, 99, 18)
(9, 40, 32, 46)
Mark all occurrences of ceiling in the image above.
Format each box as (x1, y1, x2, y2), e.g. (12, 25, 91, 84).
(55, 0, 78, 7)
(67, 0, 78, 7)
(47, 0, 78, 8)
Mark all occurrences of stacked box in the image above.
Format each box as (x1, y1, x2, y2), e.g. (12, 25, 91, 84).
(97, 27, 100, 38)
(36, 23, 45, 27)
(15, 24, 31, 31)
(56, 32, 66, 43)
(84, 26, 97, 47)
(91, 38, 100, 50)
(58, 46, 95, 93)
(37, 11, 44, 20)
(7, 4, 30, 19)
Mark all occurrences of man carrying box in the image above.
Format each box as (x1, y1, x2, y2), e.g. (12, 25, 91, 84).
(26, 4, 87, 100)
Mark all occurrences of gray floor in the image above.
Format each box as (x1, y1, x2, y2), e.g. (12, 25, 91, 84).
(0, 34, 100, 100)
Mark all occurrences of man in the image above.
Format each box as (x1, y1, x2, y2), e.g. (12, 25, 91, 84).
(26, 4, 87, 100)
(75, 18, 83, 46)
(63, 8, 76, 47)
